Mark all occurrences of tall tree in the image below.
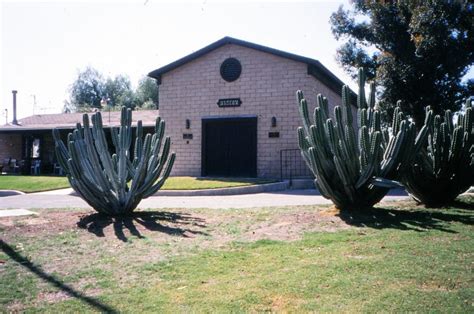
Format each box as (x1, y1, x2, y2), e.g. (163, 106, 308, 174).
(104, 74, 137, 109)
(330, 0, 474, 128)
(136, 76, 159, 109)
(69, 67, 105, 109)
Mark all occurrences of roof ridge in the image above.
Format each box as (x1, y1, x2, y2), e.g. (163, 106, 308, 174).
(147, 36, 350, 98)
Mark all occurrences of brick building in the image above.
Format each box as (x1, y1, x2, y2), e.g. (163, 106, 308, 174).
(0, 37, 353, 179)
(148, 37, 354, 179)
(0, 110, 159, 174)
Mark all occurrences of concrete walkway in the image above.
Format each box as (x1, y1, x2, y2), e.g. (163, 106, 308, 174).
(0, 188, 410, 210)
(0, 209, 37, 217)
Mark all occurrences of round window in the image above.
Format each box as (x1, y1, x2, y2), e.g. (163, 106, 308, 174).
(220, 58, 242, 82)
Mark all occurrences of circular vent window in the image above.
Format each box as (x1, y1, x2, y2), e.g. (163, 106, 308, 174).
(220, 58, 242, 82)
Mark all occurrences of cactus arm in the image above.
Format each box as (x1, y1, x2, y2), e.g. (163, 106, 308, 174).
(371, 177, 404, 188)
(317, 94, 329, 122)
(53, 107, 174, 215)
(82, 115, 115, 193)
(357, 68, 367, 109)
(342, 86, 353, 126)
(134, 120, 144, 161)
(142, 153, 176, 198)
(392, 106, 402, 135)
(308, 147, 346, 207)
(298, 93, 311, 134)
(445, 110, 453, 135)
(333, 155, 356, 203)
(91, 113, 120, 192)
(368, 82, 376, 109)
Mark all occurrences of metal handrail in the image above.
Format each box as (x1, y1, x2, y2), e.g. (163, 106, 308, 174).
(280, 149, 313, 184)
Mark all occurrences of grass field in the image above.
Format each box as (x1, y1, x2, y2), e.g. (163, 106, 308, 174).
(0, 176, 70, 193)
(161, 176, 275, 190)
(0, 196, 472, 312)
(0, 176, 275, 193)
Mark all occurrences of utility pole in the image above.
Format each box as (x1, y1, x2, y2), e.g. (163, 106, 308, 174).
(30, 94, 37, 115)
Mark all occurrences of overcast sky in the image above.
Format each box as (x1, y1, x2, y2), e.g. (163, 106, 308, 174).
(2, 0, 472, 122)
(0, 0, 357, 120)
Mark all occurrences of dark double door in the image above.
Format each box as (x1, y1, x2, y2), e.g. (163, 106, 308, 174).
(202, 117, 257, 177)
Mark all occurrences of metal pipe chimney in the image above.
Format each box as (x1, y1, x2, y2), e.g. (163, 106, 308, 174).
(12, 90, 18, 125)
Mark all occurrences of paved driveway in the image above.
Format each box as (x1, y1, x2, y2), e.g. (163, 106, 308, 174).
(0, 189, 409, 210)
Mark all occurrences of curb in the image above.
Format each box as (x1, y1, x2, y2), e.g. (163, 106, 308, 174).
(287, 179, 314, 190)
(0, 190, 25, 197)
(155, 181, 290, 196)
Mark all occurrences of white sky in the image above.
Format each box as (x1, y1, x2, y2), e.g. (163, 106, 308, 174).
(0, 0, 356, 120)
(1, 0, 472, 122)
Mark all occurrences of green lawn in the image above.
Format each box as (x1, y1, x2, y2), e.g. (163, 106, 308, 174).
(161, 176, 275, 190)
(0, 175, 70, 193)
(0, 197, 472, 312)
(0, 176, 276, 193)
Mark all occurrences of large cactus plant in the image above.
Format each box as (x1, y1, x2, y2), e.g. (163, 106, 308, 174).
(297, 69, 430, 210)
(53, 107, 175, 215)
(402, 99, 473, 206)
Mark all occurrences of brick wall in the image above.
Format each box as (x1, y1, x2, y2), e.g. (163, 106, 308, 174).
(159, 44, 350, 178)
(0, 133, 22, 162)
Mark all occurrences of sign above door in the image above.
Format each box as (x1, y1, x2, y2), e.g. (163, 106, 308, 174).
(217, 98, 242, 108)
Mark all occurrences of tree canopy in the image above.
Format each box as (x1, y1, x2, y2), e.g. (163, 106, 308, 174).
(70, 67, 104, 110)
(68, 68, 158, 112)
(136, 77, 159, 109)
(104, 75, 137, 109)
(330, 0, 474, 128)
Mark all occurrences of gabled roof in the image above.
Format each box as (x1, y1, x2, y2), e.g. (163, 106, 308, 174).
(0, 110, 160, 132)
(148, 36, 350, 97)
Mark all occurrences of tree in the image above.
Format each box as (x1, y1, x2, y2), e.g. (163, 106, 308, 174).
(330, 0, 474, 128)
(68, 69, 157, 112)
(136, 76, 159, 109)
(104, 75, 137, 109)
(69, 67, 105, 109)
(62, 100, 74, 113)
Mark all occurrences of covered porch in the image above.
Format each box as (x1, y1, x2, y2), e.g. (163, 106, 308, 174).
(0, 110, 160, 176)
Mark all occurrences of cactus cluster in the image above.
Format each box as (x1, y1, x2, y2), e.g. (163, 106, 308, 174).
(297, 69, 429, 210)
(402, 99, 474, 206)
(53, 107, 175, 215)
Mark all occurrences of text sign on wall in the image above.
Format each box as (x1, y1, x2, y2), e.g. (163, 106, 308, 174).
(217, 98, 242, 108)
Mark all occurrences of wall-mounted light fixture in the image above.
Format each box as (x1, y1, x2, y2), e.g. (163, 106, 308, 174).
(271, 116, 277, 128)
(185, 119, 191, 129)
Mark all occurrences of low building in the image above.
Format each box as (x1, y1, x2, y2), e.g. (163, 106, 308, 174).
(148, 36, 355, 178)
(0, 110, 159, 174)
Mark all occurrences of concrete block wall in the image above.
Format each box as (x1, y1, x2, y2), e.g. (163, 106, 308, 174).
(159, 44, 346, 178)
(0, 133, 22, 162)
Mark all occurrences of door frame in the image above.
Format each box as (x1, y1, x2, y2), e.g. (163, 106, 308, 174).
(201, 115, 258, 177)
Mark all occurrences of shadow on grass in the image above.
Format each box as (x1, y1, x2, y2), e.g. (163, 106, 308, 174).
(77, 211, 208, 242)
(448, 199, 474, 211)
(0, 240, 117, 313)
(338, 201, 474, 233)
